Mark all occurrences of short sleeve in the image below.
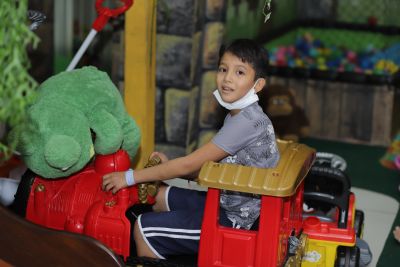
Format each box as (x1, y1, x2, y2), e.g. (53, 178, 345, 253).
(212, 115, 259, 155)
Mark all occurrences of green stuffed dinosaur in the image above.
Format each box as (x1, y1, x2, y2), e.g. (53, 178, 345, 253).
(16, 66, 141, 178)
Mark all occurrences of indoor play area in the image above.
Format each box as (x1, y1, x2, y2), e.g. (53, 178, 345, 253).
(0, 0, 400, 266)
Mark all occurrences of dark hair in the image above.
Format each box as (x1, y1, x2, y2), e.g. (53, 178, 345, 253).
(218, 39, 269, 80)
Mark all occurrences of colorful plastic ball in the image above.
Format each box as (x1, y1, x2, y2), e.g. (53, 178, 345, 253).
(346, 51, 357, 63)
(295, 59, 304, 67)
(313, 39, 323, 48)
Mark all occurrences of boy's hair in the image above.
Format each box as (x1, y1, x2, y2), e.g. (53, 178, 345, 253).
(218, 39, 269, 80)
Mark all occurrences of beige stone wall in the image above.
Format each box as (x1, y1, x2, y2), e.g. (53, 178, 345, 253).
(153, 0, 227, 158)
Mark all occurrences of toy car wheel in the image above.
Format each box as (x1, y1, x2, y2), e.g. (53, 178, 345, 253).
(354, 209, 365, 238)
(335, 246, 360, 267)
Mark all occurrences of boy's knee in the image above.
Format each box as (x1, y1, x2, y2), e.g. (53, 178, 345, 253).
(133, 220, 141, 244)
(133, 218, 159, 258)
(133, 221, 144, 255)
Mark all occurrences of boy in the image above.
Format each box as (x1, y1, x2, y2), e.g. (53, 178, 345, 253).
(102, 39, 280, 259)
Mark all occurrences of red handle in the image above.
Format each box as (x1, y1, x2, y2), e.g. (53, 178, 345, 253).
(92, 0, 133, 31)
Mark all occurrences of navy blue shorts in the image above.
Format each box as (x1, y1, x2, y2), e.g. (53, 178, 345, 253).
(137, 186, 230, 259)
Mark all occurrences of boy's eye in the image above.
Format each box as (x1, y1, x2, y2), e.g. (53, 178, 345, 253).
(218, 67, 226, 72)
(237, 70, 245, 75)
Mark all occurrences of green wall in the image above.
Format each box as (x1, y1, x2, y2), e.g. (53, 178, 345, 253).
(338, 0, 400, 27)
(225, 0, 400, 43)
(225, 0, 296, 42)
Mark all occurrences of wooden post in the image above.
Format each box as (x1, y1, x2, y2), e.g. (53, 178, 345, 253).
(124, 0, 157, 168)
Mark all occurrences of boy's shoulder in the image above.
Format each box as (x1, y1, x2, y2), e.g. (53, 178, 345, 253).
(240, 103, 271, 123)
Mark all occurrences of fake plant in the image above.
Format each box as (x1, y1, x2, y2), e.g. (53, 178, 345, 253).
(0, 0, 39, 161)
(16, 67, 141, 178)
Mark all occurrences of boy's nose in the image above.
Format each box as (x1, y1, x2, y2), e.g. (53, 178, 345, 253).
(223, 71, 233, 82)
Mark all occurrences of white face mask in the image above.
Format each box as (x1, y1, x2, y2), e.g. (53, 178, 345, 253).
(213, 79, 261, 110)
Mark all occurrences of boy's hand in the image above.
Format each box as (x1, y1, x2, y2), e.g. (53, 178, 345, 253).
(102, 171, 127, 194)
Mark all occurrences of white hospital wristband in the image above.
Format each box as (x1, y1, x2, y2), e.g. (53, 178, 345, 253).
(125, 168, 135, 186)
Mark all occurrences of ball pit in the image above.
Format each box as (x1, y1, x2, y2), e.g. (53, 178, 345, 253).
(268, 32, 400, 76)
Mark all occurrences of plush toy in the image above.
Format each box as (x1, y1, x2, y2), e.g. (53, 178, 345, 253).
(260, 84, 310, 142)
(14, 66, 141, 178)
(380, 131, 400, 170)
(385, 132, 400, 241)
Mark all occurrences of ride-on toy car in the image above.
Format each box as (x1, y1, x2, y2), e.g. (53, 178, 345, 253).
(10, 140, 364, 266)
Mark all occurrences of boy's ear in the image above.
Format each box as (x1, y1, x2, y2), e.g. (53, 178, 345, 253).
(254, 78, 266, 93)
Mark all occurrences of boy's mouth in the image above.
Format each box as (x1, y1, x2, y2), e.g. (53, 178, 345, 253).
(221, 86, 234, 94)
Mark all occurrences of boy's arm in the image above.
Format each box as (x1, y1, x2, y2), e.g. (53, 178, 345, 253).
(102, 142, 228, 193)
(182, 170, 200, 180)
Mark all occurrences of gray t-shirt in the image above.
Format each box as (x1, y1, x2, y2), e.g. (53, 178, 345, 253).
(212, 102, 280, 229)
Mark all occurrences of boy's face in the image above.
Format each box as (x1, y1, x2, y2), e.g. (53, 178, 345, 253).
(216, 52, 263, 104)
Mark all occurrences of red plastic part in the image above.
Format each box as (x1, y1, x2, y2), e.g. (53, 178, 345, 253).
(92, 0, 133, 31)
(198, 182, 305, 267)
(302, 193, 356, 244)
(26, 150, 154, 259)
(0, 154, 22, 177)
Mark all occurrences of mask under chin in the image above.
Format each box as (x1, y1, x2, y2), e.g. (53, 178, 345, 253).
(213, 88, 259, 110)
(214, 79, 261, 110)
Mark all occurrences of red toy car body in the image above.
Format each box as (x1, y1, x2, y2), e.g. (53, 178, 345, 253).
(25, 150, 154, 260)
(17, 142, 361, 266)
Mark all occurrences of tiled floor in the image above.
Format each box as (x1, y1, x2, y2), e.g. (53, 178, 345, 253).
(165, 179, 400, 267)
(351, 187, 399, 267)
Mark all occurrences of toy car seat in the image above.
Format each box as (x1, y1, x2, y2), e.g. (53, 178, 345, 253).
(301, 166, 360, 266)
